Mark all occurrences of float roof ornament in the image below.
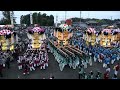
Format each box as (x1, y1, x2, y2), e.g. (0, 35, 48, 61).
(102, 29, 112, 33)
(112, 29, 120, 33)
(32, 27, 44, 33)
(87, 28, 96, 33)
(59, 24, 70, 31)
(0, 29, 13, 35)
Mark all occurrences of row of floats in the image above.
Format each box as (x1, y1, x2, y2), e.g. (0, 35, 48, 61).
(83, 27, 120, 47)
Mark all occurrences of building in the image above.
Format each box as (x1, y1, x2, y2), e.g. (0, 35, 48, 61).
(86, 20, 99, 27)
(114, 21, 120, 28)
(61, 20, 66, 24)
(72, 22, 88, 28)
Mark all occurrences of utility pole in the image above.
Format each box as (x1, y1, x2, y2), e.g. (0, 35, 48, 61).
(80, 11, 81, 24)
(88, 12, 89, 18)
(65, 11, 67, 21)
(56, 15, 58, 27)
(10, 11, 14, 25)
(111, 16, 112, 20)
(30, 12, 33, 25)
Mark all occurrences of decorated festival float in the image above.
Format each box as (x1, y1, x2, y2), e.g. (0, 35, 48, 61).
(48, 24, 86, 71)
(27, 25, 46, 49)
(0, 25, 16, 51)
(83, 27, 97, 46)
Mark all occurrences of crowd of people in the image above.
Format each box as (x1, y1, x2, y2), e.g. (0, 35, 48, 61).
(17, 43, 49, 75)
(71, 33, 120, 79)
(0, 49, 19, 77)
(78, 62, 120, 79)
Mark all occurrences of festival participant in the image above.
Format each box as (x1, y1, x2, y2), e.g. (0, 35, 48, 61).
(78, 65, 84, 79)
(23, 64, 29, 75)
(83, 60, 87, 69)
(89, 55, 92, 66)
(33, 56, 37, 67)
(99, 53, 104, 63)
(29, 60, 35, 71)
(44, 53, 48, 67)
(40, 60, 45, 69)
(117, 54, 120, 61)
(111, 54, 116, 64)
(106, 65, 110, 72)
(94, 53, 97, 62)
(17, 56, 22, 70)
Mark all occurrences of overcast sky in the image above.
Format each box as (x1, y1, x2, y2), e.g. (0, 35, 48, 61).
(0, 11, 120, 24)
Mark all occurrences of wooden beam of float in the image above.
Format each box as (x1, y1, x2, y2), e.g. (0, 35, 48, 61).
(60, 47, 75, 57)
(69, 45, 87, 55)
(57, 47, 69, 58)
(65, 46, 82, 56)
(48, 39, 69, 58)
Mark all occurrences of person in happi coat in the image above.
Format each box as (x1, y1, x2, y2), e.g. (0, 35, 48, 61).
(83, 60, 87, 69)
(111, 54, 116, 64)
(94, 52, 97, 62)
(17, 56, 22, 70)
(33, 56, 37, 67)
(89, 53, 92, 66)
(40, 60, 45, 69)
(99, 53, 104, 63)
(117, 54, 120, 61)
(23, 64, 29, 75)
(29, 60, 35, 71)
(103, 56, 110, 68)
(106, 64, 110, 72)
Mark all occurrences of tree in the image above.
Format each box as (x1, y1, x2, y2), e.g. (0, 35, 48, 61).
(0, 11, 16, 25)
(32, 12, 38, 24)
(20, 12, 54, 26)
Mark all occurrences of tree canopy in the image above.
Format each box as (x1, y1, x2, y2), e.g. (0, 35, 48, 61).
(0, 11, 16, 25)
(20, 12, 54, 26)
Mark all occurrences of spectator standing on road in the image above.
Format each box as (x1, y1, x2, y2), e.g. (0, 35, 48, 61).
(113, 63, 119, 76)
(88, 71, 94, 79)
(0, 64, 3, 77)
(104, 71, 109, 79)
(78, 65, 84, 79)
(5, 56, 10, 69)
(112, 74, 117, 79)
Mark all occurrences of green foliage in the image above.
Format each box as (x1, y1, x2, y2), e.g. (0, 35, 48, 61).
(70, 17, 120, 25)
(20, 12, 54, 26)
(0, 11, 16, 25)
